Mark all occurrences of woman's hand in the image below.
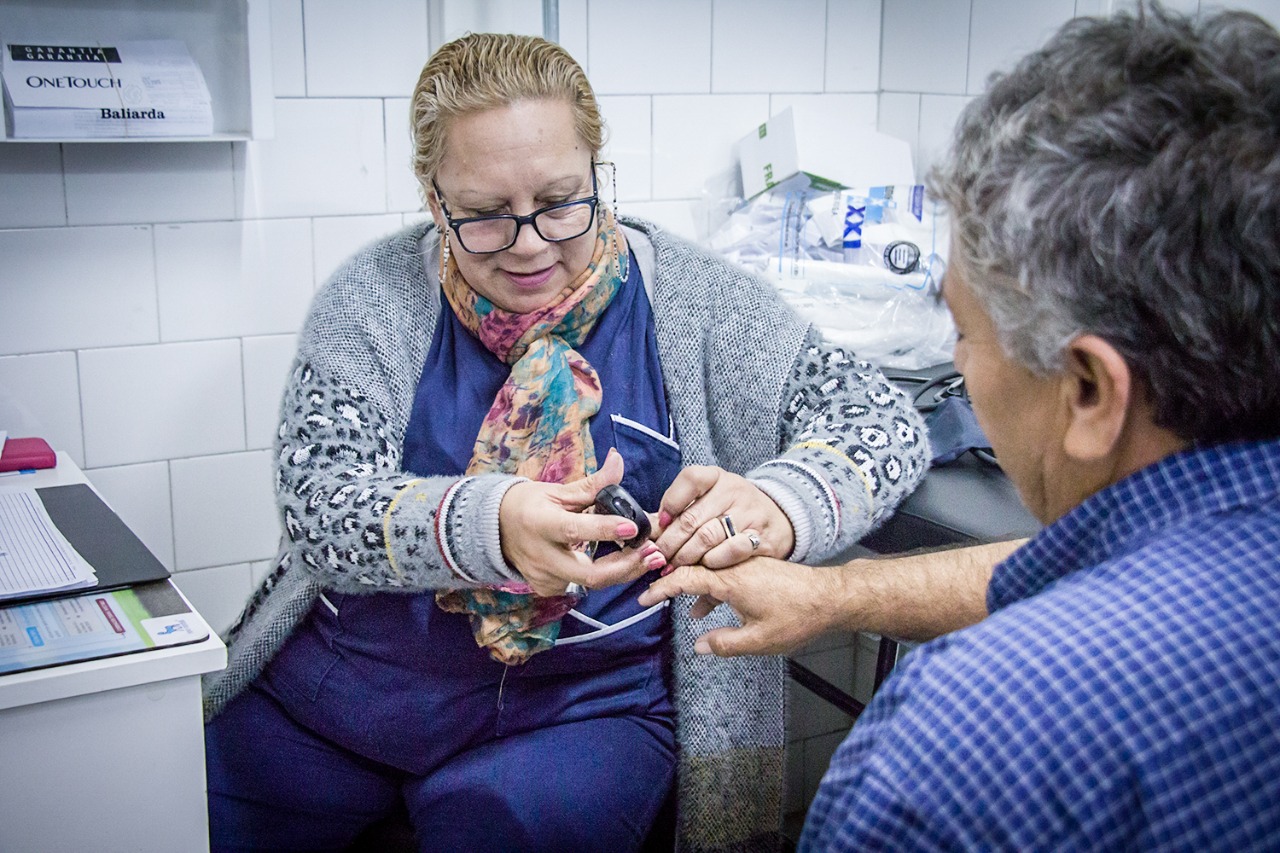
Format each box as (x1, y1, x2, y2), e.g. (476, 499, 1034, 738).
(498, 449, 667, 597)
(653, 466, 795, 571)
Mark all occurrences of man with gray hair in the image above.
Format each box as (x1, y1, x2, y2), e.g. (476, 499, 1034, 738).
(643, 4, 1280, 848)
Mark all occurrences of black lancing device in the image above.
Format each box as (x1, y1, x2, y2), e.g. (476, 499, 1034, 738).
(594, 483, 652, 549)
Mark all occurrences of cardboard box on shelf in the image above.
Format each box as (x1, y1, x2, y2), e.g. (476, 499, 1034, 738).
(2, 40, 212, 139)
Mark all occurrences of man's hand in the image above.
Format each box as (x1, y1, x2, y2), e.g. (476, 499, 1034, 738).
(638, 557, 845, 656)
(638, 539, 1025, 655)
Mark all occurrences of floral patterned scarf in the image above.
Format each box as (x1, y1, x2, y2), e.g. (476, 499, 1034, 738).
(434, 209, 627, 665)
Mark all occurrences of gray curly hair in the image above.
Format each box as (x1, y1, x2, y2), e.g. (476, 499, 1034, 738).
(930, 3, 1280, 444)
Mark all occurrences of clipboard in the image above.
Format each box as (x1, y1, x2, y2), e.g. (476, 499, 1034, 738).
(14, 483, 171, 606)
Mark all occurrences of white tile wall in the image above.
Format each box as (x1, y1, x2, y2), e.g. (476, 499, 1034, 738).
(435, 0, 543, 46)
(0, 144, 65, 228)
(877, 91, 921, 165)
(918, 93, 974, 177)
(826, 0, 883, 92)
(302, 0, 430, 97)
(652, 94, 770, 199)
(624, 200, 699, 241)
(384, 98, 425, 213)
(770, 93, 879, 144)
(598, 96, 653, 202)
(12, 0, 1276, 823)
(558, 0, 590, 68)
(1073, 0, 1111, 14)
(171, 563, 256, 635)
(64, 143, 236, 226)
(155, 219, 315, 341)
(0, 225, 159, 355)
(235, 98, 388, 219)
(587, 0, 713, 94)
(1207, 0, 1280, 21)
(78, 340, 246, 467)
(170, 450, 279, 569)
(711, 0, 828, 93)
(880, 0, 972, 94)
(250, 559, 276, 587)
(967, 0, 1077, 93)
(312, 214, 406, 287)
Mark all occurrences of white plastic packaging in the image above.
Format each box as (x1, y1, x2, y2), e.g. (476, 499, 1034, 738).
(708, 181, 955, 370)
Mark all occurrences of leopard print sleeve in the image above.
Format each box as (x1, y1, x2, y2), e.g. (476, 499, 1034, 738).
(274, 359, 523, 593)
(747, 329, 930, 562)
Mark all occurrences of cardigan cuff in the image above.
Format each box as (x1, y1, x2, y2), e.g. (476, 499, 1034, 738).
(748, 475, 812, 562)
(749, 457, 842, 563)
(436, 473, 526, 585)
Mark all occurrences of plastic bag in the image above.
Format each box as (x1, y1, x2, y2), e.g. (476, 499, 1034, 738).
(707, 175, 955, 370)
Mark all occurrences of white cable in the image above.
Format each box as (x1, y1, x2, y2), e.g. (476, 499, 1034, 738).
(555, 601, 669, 646)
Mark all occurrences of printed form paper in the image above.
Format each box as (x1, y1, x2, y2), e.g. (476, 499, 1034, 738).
(0, 490, 97, 600)
(0, 581, 211, 675)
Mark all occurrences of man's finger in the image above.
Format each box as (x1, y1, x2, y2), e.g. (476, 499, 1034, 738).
(693, 626, 743, 656)
(696, 624, 777, 658)
(637, 564, 718, 607)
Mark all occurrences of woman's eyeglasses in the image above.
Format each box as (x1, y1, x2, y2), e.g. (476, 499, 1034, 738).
(432, 169, 599, 254)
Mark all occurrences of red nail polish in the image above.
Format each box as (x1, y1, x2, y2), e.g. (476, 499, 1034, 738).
(616, 521, 638, 539)
(659, 564, 675, 577)
(659, 510, 672, 528)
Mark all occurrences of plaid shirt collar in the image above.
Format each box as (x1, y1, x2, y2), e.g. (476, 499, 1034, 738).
(990, 436, 1280, 613)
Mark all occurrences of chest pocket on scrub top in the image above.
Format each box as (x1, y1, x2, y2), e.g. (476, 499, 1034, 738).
(608, 414, 682, 514)
(554, 413, 683, 648)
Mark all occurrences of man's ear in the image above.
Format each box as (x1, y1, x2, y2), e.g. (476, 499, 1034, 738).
(1060, 334, 1133, 462)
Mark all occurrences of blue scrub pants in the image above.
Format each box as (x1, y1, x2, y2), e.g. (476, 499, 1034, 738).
(206, 662, 675, 852)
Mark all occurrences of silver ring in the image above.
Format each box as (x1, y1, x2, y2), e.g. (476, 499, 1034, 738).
(719, 515, 736, 540)
(747, 532, 760, 551)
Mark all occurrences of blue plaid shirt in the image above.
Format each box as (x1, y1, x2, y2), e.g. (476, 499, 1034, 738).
(802, 438, 1280, 851)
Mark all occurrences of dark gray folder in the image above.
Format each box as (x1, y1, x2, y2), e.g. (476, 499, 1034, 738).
(20, 483, 171, 604)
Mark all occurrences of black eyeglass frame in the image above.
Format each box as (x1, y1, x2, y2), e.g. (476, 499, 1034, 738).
(432, 167, 601, 255)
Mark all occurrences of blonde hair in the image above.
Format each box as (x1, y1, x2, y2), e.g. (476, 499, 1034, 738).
(410, 33, 605, 193)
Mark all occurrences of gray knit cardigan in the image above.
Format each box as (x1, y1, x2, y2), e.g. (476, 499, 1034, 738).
(203, 218, 928, 852)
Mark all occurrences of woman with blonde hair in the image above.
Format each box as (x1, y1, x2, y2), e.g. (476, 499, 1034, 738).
(203, 32, 927, 852)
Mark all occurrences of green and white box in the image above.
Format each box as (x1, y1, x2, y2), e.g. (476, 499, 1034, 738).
(736, 106, 915, 199)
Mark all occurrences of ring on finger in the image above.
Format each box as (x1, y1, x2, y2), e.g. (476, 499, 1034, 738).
(746, 532, 760, 551)
(718, 515, 736, 541)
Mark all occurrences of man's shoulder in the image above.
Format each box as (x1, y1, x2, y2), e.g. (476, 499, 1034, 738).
(897, 527, 1280, 750)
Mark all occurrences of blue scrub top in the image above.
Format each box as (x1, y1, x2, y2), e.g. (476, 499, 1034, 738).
(335, 249, 680, 684)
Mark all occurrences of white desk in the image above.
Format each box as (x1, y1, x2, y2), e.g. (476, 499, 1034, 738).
(0, 453, 227, 853)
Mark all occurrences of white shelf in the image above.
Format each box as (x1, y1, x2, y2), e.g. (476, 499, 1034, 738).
(0, 0, 274, 142)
